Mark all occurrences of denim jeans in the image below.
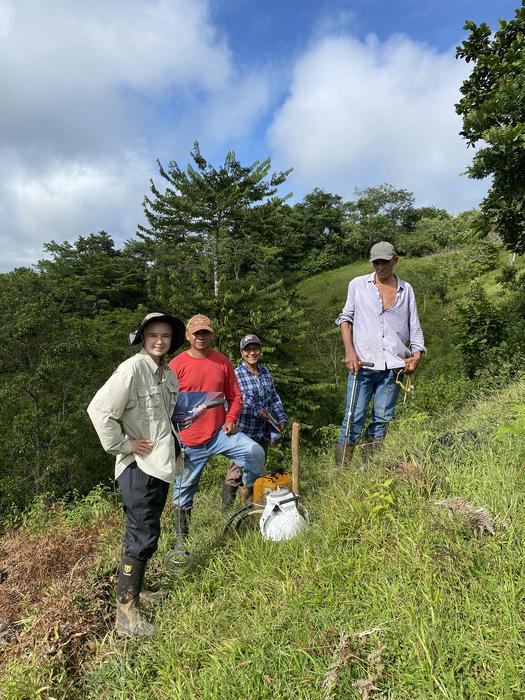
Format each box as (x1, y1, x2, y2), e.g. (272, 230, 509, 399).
(338, 368, 402, 445)
(173, 428, 265, 508)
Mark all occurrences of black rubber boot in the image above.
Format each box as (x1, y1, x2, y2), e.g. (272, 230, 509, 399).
(173, 507, 192, 545)
(222, 483, 238, 510)
(115, 555, 155, 637)
(334, 441, 354, 468)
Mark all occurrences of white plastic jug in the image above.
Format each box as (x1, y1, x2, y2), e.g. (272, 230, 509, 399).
(259, 487, 308, 541)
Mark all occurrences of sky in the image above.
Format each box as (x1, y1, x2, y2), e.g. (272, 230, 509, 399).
(0, 0, 520, 272)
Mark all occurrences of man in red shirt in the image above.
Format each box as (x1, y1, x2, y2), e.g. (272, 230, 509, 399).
(169, 314, 265, 541)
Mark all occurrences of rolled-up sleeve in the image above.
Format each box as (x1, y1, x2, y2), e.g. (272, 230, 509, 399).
(87, 369, 134, 456)
(335, 280, 356, 326)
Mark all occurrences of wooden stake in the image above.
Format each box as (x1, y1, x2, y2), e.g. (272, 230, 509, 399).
(291, 422, 300, 494)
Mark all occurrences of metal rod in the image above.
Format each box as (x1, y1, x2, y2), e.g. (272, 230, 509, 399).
(341, 372, 359, 464)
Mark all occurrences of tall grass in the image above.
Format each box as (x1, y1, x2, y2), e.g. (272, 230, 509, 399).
(71, 380, 525, 699)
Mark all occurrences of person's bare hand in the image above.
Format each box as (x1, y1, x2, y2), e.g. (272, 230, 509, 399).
(259, 409, 270, 422)
(404, 352, 421, 375)
(343, 350, 361, 373)
(131, 439, 153, 456)
(222, 421, 237, 435)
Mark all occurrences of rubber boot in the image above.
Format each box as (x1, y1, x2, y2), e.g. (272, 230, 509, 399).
(173, 506, 191, 544)
(222, 483, 238, 511)
(334, 441, 354, 468)
(115, 555, 155, 637)
(239, 485, 253, 507)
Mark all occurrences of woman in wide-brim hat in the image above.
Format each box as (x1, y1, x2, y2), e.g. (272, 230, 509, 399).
(88, 311, 184, 637)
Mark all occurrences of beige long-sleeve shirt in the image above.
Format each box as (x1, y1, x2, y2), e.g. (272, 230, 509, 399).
(87, 348, 181, 483)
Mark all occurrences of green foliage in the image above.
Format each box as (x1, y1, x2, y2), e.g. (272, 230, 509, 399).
(0, 264, 136, 518)
(395, 212, 482, 258)
(139, 142, 291, 297)
(495, 403, 525, 439)
(38, 231, 147, 315)
(365, 477, 396, 522)
(344, 183, 417, 259)
(454, 283, 505, 377)
(456, 2, 525, 252)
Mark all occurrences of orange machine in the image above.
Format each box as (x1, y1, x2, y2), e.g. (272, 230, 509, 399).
(252, 471, 293, 505)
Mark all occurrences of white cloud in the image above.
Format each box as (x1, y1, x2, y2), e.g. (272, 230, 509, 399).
(268, 33, 488, 211)
(0, 0, 234, 160)
(0, 0, 271, 271)
(0, 151, 151, 269)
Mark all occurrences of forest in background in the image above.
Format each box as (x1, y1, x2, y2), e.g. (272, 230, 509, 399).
(1, 0, 524, 523)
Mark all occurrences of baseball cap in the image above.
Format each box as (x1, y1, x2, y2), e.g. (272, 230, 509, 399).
(369, 241, 397, 262)
(186, 314, 214, 334)
(240, 334, 261, 351)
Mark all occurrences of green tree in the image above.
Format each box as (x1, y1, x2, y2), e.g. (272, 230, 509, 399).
(37, 231, 147, 315)
(456, 2, 525, 252)
(139, 143, 291, 298)
(0, 266, 136, 518)
(344, 184, 417, 257)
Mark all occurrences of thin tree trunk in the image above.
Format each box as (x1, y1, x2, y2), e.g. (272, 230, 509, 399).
(213, 225, 219, 297)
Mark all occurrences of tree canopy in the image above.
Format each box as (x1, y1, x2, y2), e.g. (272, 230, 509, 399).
(456, 1, 525, 252)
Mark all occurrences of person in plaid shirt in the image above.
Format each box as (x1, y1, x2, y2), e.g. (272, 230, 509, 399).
(222, 334, 288, 509)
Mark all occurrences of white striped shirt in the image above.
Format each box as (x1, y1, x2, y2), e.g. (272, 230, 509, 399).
(336, 273, 425, 370)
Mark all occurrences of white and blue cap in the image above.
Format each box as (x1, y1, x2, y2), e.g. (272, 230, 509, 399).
(240, 334, 261, 351)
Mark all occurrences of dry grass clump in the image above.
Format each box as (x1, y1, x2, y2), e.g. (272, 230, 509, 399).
(321, 628, 385, 700)
(0, 513, 118, 672)
(434, 497, 496, 535)
(390, 459, 425, 487)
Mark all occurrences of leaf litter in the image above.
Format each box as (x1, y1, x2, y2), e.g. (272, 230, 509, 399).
(0, 511, 119, 674)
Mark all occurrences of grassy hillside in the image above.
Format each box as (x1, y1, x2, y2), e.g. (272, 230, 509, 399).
(1, 376, 524, 698)
(2, 248, 524, 698)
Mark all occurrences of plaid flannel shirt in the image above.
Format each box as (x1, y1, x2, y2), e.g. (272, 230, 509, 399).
(235, 362, 288, 440)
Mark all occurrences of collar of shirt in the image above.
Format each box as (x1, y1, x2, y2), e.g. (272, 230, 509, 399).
(138, 346, 167, 382)
(366, 272, 405, 291)
(240, 360, 261, 375)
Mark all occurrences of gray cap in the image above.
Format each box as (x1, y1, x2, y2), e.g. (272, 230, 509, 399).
(240, 334, 262, 351)
(129, 312, 185, 353)
(369, 241, 397, 262)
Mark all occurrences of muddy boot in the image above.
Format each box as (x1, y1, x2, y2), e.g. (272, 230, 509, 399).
(334, 441, 354, 468)
(173, 506, 191, 545)
(115, 555, 155, 637)
(239, 485, 253, 507)
(221, 483, 238, 511)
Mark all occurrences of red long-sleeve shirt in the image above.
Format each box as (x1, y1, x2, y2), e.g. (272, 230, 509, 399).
(169, 350, 243, 446)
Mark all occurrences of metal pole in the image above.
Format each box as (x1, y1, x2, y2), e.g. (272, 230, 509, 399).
(341, 374, 359, 465)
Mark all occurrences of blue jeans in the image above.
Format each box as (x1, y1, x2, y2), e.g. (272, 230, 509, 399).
(173, 428, 265, 508)
(338, 368, 402, 446)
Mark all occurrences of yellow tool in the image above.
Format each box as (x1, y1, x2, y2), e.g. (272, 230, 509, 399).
(395, 367, 415, 403)
(252, 471, 293, 505)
